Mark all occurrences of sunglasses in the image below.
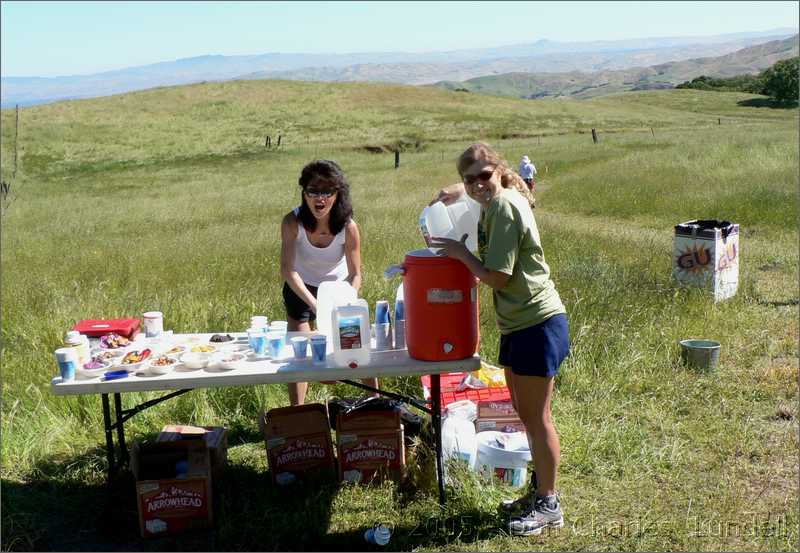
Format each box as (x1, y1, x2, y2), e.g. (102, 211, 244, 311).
(462, 167, 496, 187)
(304, 188, 337, 199)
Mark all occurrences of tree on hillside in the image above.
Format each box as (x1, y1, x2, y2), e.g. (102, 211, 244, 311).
(760, 57, 799, 104)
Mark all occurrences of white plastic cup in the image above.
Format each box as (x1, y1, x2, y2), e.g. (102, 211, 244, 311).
(290, 336, 309, 360)
(310, 335, 327, 365)
(394, 320, 406, 349)
(55, 347, 78, 381)
(143, 311, 164, 338)
(374, 323, 392, 351)
(250, 315, 269, 332)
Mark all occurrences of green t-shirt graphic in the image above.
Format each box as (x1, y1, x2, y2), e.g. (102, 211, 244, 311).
(478, 188, 565, 334)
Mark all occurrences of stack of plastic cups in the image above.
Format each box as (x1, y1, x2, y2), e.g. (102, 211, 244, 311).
(394, 297, 406, 349)
(374, 300, 392, 351)
(269, 320, 289, 353)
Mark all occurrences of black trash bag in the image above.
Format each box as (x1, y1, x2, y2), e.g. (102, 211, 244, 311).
(327, 396, 424, 439)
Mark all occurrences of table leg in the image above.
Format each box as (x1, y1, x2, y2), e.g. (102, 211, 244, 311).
(101, 393, 116, 480)
(113, 393, 129, 466)
(430, 373, 445, 505)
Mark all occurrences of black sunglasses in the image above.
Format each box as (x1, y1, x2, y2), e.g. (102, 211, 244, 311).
(462, 167, 496, 186)
(304, 188, 337, 199)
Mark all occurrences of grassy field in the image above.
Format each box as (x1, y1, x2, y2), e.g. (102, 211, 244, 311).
(1, 81, 798, 551)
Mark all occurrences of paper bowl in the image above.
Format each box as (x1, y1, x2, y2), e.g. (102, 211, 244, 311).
(80, 358, 112, 377)
(181, 351, 212, 370)
(210, 352, 246, 370)
(147, 355, 179, 376)
(91, 349, 125, 366)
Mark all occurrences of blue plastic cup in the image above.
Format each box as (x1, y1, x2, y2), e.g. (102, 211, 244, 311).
(394, 299, 405, 321)
(55, 348, 78, 382)
(375, 300, 390, 324)
(267, 332, 283, 359)
(310, 335, 327, 365)
(291, 336, 309, 360)
(251, 331, 267, 356)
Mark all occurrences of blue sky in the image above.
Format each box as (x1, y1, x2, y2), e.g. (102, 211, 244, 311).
(2, 1, 798, 77)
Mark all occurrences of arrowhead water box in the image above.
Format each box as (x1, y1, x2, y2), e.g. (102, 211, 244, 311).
(673, 220, 739, 302)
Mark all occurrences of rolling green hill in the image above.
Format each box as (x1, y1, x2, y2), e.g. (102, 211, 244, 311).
(433, 35, 799, 100)
(1, 79, 793, 181)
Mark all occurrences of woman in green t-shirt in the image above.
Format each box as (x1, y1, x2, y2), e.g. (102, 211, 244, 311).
(430, 142, 570, 537)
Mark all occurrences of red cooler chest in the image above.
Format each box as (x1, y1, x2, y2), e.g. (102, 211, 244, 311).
(403, 249, 479, 361)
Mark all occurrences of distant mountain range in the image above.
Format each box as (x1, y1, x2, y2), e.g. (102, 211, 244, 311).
(432, 35, 800, 100)
(1, 28, 797, 108)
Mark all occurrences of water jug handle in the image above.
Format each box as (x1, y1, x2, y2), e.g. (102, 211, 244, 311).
(383, 264, 405, 279)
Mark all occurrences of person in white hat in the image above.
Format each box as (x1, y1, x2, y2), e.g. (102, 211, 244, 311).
(518, 155, 537, 193)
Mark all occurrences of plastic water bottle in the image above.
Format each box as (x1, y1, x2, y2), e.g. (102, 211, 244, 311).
(442, 413, 478, 471)
(316, 281, 357, 340)
(419, 197, 481, 252)
(332, 299, 371, 368)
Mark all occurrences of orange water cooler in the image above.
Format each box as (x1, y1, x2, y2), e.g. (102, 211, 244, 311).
(402, 249, 479, 361)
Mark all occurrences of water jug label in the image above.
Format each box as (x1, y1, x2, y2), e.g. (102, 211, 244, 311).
(338, 317, 362, 350)
(427, 289, 463, 304)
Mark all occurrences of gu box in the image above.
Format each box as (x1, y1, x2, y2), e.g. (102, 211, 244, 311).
(475, 400, 525, 433)
(131, 440, 213, 538)
(673, 220, 739, 302)
(157, 425, 228, 484)
(336, 409, 405, 484)
(260, 403, 336, 486)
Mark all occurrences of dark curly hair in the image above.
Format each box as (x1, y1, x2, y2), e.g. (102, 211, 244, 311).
(297, 159, 353, 236)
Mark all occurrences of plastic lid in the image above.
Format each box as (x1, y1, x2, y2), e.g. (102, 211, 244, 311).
(65, 330, 80, 340)
(404, 248, 460, 266)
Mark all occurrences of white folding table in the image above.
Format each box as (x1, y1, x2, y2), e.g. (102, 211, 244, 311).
(51, 332, 480, 504)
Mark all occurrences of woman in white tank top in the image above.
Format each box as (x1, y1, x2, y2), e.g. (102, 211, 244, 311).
(279, 159, 377, 405)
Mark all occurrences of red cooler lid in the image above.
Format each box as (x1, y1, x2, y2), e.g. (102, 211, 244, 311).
(404, 248, 460, 266)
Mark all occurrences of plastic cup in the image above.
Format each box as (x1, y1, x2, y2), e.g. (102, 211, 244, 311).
(247, 327, 261, 350)
(374, 323, 392, 351)
(267, 332, 283, 359)
(269, 321, 288, 333)
(375, 300, 390, 324)
(143, 311, 164, 338)
(310, 335, 327, 365)
(394, 299, 405, 322)
(55, 347, 78, 381)
(251, 331, 267, 357)
(290, 336, 309, 360)
(250, 315, 269, 332)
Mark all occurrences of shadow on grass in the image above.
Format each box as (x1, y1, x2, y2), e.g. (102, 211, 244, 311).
(736, 98, 799, 109)
(0, 437, 506, 551)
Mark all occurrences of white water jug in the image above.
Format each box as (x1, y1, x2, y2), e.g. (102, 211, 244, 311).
(419, 196, 481, 252)
(316, 281, 357, 342)
(442, 413, 478, 472)
(332, 299, 371, 368)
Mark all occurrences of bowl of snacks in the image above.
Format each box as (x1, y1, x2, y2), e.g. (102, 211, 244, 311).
(80, 357, 112, 378)
(210, 352, 246, 370)
(99, 333, 132, 349)
(164, 345, 187, 356)
(91, 349, 125, 366)
(147, 355, 178, 376)
(119, 348, 152, 370)
(180, 351, 212, 370)
(190, 344, 216, 353)
(209, 333, 235, 344)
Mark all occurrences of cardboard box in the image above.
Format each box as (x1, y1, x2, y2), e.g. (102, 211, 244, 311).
(336, 408, 405, 484)
(157, 425, 228, 483)
(673, 220, 739, 302)
(476, 400, 525, 433)
(260, 404, 336, 486)
(131, 440, 213, 538)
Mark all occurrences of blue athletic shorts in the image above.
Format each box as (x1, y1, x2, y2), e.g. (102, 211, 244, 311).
(498, 313, 569, 378)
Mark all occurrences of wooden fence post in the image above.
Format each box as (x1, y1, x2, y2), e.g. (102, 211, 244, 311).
(277, 135, 282, 147)
(718, 118, 721, 125)
(13, 104, 19, 179)
(591, 128, 599, 144)
(394, 150, 400, 169)
(651, 127, 655, 137)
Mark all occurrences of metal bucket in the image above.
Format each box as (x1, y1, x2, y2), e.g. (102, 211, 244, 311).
(679, 339, 721, 371)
